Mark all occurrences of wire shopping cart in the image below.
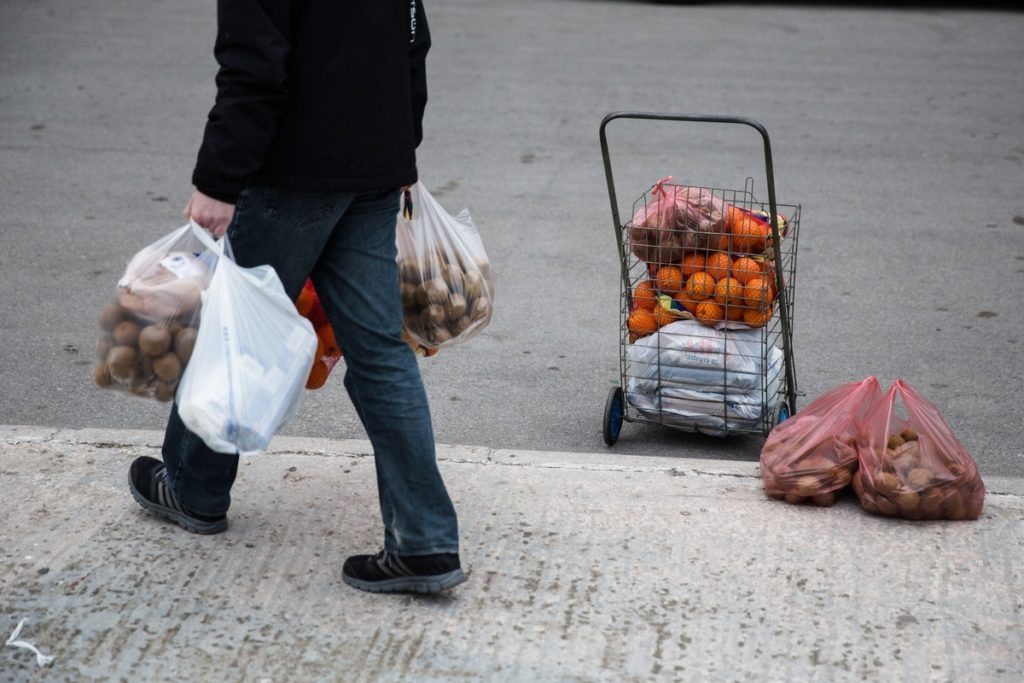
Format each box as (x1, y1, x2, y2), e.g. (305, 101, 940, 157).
(599, 112, 801, 444)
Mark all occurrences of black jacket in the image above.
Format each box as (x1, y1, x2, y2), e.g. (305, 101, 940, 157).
(192, 0, 430, 203)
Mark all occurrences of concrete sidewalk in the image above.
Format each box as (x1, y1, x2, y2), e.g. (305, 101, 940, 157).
(1, 425, 1021, 682)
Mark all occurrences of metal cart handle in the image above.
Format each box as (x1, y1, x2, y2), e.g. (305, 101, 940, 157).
(599, 111, 797, 416)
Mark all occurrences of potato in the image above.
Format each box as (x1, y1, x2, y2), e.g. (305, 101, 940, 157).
(906, 467, 933, 490)
(139, 325, 172, 357)
(874, 471, 900, 496)
(174, 327, 198, 365)
(93, 362, 113, 387)
(153, 352, 182, 382)
(444, 293, 467, 321)
(113, 320, 142, 347)
(811, 492, 838, 507)
(98, 302, 127, 331)
(887, 433, 906, 450)
(795, 475, 820, 498)
(107, 345, 138, 381)
(420, 303, 445, 328)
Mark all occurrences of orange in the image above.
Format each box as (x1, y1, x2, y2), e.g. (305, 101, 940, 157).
(315, 334, 326, 360)
(295, 287, 315, 317)
(713, 277, 745, 307)
(732, 257, 762, 285)
(727, 206, 770, 253)
(743, 276, 777, 310)
(655, 265, 684, 294)
(724, 304, 746, 321)
(652, 303, 677, 328)
(743, 305, 774, 328)
(705, 251, 733, 281)
(306, 359, 330, 390)
(684, 271, 716, 300)
(673, 293, 699, 314)
(627, 309, 658, 337)
(681, 252, 707, 277)
(632, 280, 657, 311)
(695, 300, 724, 326)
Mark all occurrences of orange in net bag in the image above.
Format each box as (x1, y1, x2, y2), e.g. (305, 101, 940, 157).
(760, 376, 883, 506)
(295, 280, 343, 390)
(852, 379, 985, 521)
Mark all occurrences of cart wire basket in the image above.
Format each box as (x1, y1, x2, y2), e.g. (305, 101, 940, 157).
(599, 112, 801, 444)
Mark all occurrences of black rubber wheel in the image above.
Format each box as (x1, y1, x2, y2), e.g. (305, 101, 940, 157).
(603, 386, 625, 446)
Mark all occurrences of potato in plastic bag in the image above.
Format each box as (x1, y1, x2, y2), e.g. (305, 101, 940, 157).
(396, 182, 494, 349)
(852, 379, 985, 520)
(760, 376, 882, 506)
(93, 222, 222, 402)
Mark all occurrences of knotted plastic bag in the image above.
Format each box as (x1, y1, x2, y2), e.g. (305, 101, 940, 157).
(628, 177, 726, 267)
(760, 376, 882, 506)
(177, 228, 317, 455)
(93, 222, 222, 402)
(396, 182, 494, 349)
(852, 379, 985, 520)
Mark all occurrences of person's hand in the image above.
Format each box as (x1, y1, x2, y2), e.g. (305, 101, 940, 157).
(184, 190, 235, 237)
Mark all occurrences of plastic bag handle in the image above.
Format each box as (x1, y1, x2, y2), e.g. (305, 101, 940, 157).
(188, 219, 230, 257)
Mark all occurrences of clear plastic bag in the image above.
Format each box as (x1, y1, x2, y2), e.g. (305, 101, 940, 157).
(93, 222, 222, 401)
(177, 229, 317, 455)
(852, 379, 985, 520)
(396, 182, 494, 349)
(759, 377, 883, 506)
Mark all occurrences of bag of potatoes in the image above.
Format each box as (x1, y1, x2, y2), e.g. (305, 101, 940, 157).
(852, 379, 985, 520)
(93, 222, 222, 402)
(760, 376, 882, 506)
(396, 182, 494, 350)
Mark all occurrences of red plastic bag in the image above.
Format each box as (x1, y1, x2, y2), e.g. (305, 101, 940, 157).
(628, 177, 726, 267)
(852, 379, 985, 520)
(760, 376, 883, 506)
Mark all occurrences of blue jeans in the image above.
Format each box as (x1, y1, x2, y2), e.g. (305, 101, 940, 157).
(161, 186, 460, 556)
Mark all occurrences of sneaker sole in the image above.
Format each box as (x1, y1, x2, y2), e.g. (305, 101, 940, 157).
(128, 475, 228, 536)
(342, 568, 467, 594)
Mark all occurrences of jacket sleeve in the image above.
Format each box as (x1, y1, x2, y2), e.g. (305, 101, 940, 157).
(192, 0, 293, 203)
(409, 0, 431, 149)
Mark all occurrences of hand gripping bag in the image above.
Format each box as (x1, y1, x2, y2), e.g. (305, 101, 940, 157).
(93, 222, 222, 402)
(852, 379, 985, 520)
(395, 182, 494, 350)
(759, 377, 883, 506)
(177, 227, 318, 455)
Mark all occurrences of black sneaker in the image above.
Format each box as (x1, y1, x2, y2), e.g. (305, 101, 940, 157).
(342, 550, 466, 594)
(128, 456, 228, 535)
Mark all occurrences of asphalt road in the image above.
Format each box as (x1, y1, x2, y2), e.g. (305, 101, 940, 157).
(1, 0, 1022, 477)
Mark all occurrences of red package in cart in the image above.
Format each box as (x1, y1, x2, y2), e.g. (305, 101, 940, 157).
(760, 376, 882, 506)
(628, 177, 726, 266)
(852, 379, 985, 520)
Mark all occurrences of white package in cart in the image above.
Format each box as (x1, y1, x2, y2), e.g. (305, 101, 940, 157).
(625, 320, 781, 392)
(177, 229, 317, 456)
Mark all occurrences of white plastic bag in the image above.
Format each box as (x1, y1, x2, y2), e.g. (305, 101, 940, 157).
(395, 181, 494, 349)
(177, 225, 317, 455)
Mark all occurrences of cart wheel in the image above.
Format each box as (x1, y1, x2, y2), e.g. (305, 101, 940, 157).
(771, 400, 791, 429)
(603, 386, 625, 446)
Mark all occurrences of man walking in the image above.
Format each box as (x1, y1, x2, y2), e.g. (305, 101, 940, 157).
(127, 0, 465, 595)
